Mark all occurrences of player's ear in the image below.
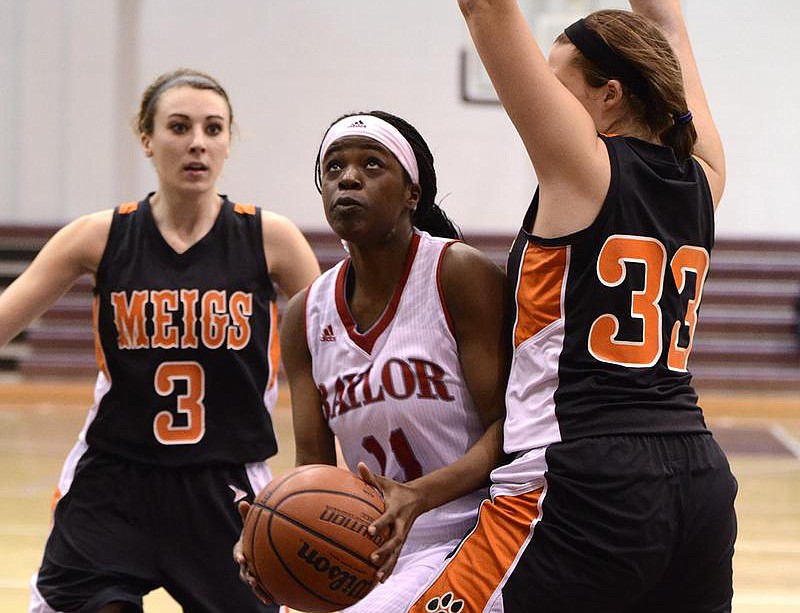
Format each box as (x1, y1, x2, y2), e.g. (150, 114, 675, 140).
(406, 183, 421, 212)
(603, 79, 624, 110)
(140, 133, 153, 158)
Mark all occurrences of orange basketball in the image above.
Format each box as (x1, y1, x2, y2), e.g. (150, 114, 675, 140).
(242, 464, 387, 612)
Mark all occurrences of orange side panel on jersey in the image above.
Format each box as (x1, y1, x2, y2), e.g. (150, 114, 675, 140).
(49, 487, 62, 517)
(92, 294, 110, 381)
(267, 302, 280, 390)
(118, 202, 138, 214)
(514, 244, 567, 347)
(234, 203, 256, 215)
(409, 489, 543, 612)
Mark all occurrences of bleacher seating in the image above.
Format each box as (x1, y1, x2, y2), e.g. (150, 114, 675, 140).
(1, 226, 798, 392)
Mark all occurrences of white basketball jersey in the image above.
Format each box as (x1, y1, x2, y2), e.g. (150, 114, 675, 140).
(305, 230, 487, 547)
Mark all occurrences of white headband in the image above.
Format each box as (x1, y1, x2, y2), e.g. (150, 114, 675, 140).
(318, 115, 419, 184)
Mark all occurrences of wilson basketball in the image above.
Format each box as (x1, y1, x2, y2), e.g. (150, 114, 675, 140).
(242, 464, 387, 612)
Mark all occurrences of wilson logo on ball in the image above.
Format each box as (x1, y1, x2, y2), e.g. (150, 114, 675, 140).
(296, 541, 374, 599)
(319, 506, 386, 546)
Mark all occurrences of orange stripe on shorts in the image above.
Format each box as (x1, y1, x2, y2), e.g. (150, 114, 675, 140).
(408, 488, 544, 612)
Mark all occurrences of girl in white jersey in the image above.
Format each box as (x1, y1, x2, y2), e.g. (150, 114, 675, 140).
(235, 110, 510, 612)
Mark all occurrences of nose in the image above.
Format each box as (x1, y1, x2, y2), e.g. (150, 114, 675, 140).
(338, 164, 361, 189)
(189, 125, 207, 153)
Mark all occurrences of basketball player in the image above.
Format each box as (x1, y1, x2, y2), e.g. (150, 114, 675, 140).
(400, 1, 739, 611)
(235, 110, 510, 612)
(0, 69, 320, 613)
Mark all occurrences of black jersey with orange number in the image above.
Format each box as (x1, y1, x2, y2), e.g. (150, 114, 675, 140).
(89, 195, 280, 466)
(504, 136, 713, 452)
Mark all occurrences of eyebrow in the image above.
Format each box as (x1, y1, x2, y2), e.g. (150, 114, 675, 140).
(167, 113, 226, 121)
(324, 141, 389, 157)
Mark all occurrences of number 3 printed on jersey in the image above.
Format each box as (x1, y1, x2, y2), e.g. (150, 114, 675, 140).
(153, 361, 206, 444)
(588, 235, 709, 371)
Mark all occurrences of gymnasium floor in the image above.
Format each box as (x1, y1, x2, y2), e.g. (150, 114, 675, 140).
(1, 380, 798, 612)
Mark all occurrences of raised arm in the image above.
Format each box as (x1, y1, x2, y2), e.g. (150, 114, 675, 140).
(457, 0, 611, 234)
(0, 211, 111, 348)
(262, 212, 320, 299)
(362, 242, 510, 579)
(279, 289, 338, 467)
(629, 0, 725, 206)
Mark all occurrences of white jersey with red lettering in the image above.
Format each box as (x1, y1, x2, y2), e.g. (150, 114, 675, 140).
(304, 229, 487, 550)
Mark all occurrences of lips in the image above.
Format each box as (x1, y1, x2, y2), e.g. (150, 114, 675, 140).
(183, 162, 209, 172)
(332, 195, 363, 210)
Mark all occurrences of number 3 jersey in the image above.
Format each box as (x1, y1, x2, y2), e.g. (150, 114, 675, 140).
(88, 195, 280, 466)
(505, 135, 714, 453)
(304, 230, 487, 547)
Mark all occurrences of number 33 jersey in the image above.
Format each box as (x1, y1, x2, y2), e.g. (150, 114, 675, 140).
(89, 195, 280, 466)
(304, 230, 487, 547)
(505, 135, 714, 453)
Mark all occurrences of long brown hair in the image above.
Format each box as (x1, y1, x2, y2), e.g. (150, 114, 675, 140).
(557, 10, 697, 160)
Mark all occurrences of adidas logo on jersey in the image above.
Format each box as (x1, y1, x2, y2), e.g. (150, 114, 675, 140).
(424, 591, 464, 612)
(348, 119, 367, 129)
(320, 324, 336, 342)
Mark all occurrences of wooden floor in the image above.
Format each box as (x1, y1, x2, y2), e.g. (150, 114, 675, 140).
(1, 379, 798, 612)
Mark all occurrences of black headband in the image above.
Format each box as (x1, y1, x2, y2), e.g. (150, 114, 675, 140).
(564, 18, 648, 96)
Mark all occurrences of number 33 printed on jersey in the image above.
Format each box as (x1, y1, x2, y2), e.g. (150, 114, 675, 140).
(588, 235, 709, 372)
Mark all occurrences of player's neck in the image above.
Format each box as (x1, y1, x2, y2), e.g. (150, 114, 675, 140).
(149, 190, 222, 252)
(346, 230, 415, 330)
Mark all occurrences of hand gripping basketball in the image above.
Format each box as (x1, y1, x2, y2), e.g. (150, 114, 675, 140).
(240, 464, 389, 612)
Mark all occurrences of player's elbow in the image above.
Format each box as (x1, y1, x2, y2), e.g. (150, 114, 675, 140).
(458, 0, 496, 19)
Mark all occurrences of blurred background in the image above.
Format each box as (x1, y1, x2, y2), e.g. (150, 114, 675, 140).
(1, 0, 798, 237)
(0, 1, 798, 612)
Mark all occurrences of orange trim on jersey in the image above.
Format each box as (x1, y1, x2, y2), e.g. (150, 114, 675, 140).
(92, 294, 111, 381)
(50, 487, 62, 516)
(118, 202, 138, 214)
(513, 244, 567, 347)
(234, 203, 257, 215)
(267, 302, 281, 390)
(408, 489, 544, 613)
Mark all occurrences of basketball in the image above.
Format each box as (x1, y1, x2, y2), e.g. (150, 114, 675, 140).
(242, 464, 387, 612)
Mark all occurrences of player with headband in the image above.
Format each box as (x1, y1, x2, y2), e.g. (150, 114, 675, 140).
(235, 109, 510, 613)
(400, 1, 738, 612)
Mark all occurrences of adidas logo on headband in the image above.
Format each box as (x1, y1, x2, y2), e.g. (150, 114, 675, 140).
(319, 114, 419, 183)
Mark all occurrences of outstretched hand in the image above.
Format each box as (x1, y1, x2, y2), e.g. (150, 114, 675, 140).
(232, 501, 275, 606)
(357, 462, 427, 583)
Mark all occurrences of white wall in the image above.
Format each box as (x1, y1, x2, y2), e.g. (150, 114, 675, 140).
(1, 0, 798, 238)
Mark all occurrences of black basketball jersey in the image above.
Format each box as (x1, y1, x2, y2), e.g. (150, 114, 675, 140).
(89, 195, 280, 465)
(504, 136, 713, 452)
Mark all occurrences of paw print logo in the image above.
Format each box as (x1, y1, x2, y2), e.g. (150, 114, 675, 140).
(425, 591, 465, 612)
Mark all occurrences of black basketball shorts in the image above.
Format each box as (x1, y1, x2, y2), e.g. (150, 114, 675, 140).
(30, 445, 279, 613)
(408, 433, 738, 613)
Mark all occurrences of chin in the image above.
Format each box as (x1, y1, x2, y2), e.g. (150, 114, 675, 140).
(177, 181, 216, 196)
